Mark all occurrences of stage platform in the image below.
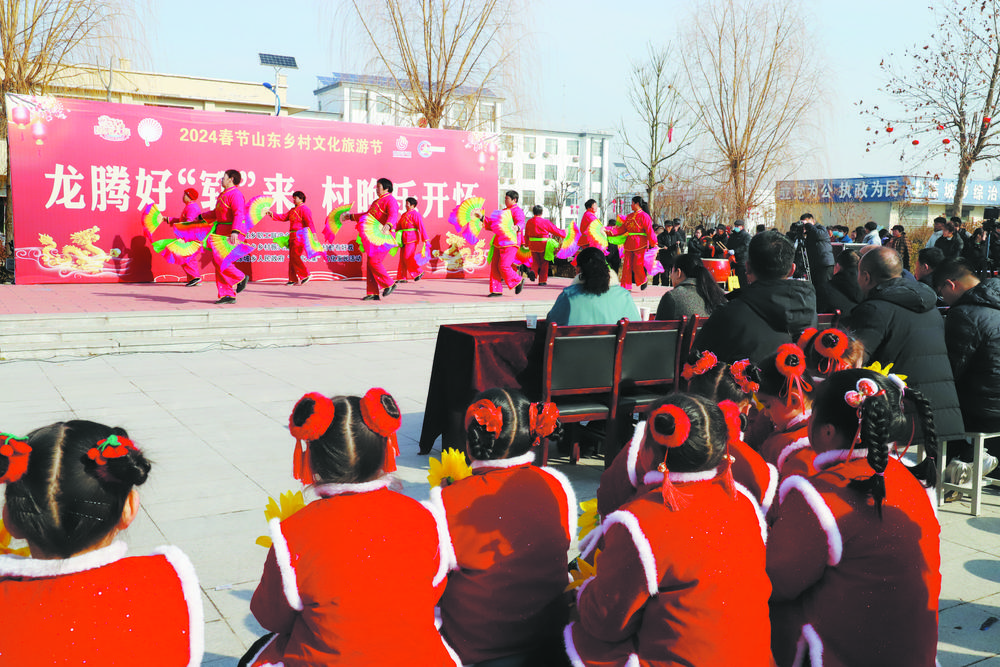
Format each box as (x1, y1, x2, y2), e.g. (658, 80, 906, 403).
(0, 277, 668, 360)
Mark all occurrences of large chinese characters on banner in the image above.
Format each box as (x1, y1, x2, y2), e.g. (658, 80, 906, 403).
(6, 95, 499, 284)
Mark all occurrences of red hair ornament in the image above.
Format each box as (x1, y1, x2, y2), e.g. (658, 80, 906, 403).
(730, 359, 760, 394)
(814, 329, 851, 376)
(529, 402, 560, 448)
(775, 343, 812, 410)
(288, 392, 337, 484)
(360, 388, 402, 474)
(87, 434, 136, 466)
(715, 401, 740, 499)
(0, 432, 31, 484)
(648, 403, 692, 511)
(681, 350, 718, 382)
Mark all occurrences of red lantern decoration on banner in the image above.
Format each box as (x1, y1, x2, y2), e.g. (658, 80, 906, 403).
(11, 106, 30, 127)
(912, 139, 919, 145)
(886, 126, 894, 132)
(31, 121, 45, 145)
(943, 138, 951, 144)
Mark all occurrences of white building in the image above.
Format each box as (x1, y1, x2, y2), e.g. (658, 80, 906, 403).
(497, 128, 613, 228)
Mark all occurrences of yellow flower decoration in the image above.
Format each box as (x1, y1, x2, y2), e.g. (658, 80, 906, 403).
(567, 550, 599, 592)
(578, 498, 599, 541)
(255, 490, 306, 548)
(0, 519, 30, 557)
(865, 361, 908, 385)
(427, 448, 473, 488)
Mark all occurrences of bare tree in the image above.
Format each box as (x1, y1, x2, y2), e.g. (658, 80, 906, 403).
(620, 44, 696, 216)
(679, 0, 821, 219)
(863, 0, 1000, 217)
(547, 180, 578, 228)
(346, 0, 521, 130)
(0, 0, 139, 238)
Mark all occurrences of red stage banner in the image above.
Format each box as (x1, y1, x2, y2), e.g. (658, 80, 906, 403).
(6, 94, 500, 284)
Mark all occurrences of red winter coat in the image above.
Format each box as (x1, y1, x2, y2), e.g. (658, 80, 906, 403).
(570, 467, 773, 667)
(0, 542, 203, 666)
(249, 479, 458, 666)
(767, 451, 941, 667)
(433, 452, 576, 663)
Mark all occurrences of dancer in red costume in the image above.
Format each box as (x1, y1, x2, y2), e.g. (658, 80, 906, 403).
(200, 169, 250, 304)
(345, 177, 399, 301)
(524, 205, 566, 286)
(767, 369, 940, 667)
(577, 199, 604, 253)
(568, 395, 773, 667)
(608, 195, 656, 290)
(245, 388, 457, 667)
(166, 187, 205, 286)
(397, 196, 428, 282)
(0, 422, 203, 665)
(430, 389, 574, 665)
(267, 190, 316, 286)
(482, 190, 526, 297)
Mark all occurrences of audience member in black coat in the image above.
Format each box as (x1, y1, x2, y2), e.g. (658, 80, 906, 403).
(815, 248, 862, 315)
(727, 220, 752, 288)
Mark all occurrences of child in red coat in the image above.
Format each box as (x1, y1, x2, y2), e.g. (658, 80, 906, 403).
(0, 421, 203, 666)
(569, 395, 773, 666)
(432, 388, 575, 666)
(767, 369, 940, 666)
(246, 389, 458, 667)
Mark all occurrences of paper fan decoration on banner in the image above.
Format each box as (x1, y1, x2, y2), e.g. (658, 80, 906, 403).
(448, 197, 486, 244)
(137, 118, 163, 146)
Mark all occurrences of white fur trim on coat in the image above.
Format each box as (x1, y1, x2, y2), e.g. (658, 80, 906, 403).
(538, 465, 578, 543)
(563, 622, 586, 667)
(424, 486, 458, 580)
(786, 409, 812, 430)
(625, 654, 640, 667)
(269, 517, 303, 611)
(779, 476, 843, 566)
(812, 448, 868, 471)
(626, 421, 647, 487)
(578, 526, 603, 560)
(733, 482, 768, 546)
(0, 540, 128, 577)
(150, 545, 205, 667)
(642, 465, 721, 486)
(762, 462, 778, 515)
(574, 576, 594, 608)
(777, 437, 811, 474)
(603, 510, 659, 596)
(792, 623, 824, 667)
(313, 477, 390, 498)
(470, 451, 535, 470)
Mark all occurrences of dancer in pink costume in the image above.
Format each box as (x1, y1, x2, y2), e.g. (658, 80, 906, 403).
(396, 196, 428, 282)
(608, 195, 656, 290)
(483, 190, 526, 297)
(268, 190, 317, 286)
(346, 177, 400, 301)
(166, 188, 206, 286)
(200, 169, 250, 304)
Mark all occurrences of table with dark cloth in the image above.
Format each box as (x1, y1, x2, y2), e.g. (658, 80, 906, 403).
(419, 321, 547, 453)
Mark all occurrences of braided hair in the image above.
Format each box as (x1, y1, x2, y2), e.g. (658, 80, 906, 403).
(3, 421, 151, 558)
(465, 389, 562, 461)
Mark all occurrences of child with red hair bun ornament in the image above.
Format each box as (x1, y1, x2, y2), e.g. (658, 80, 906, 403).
(429, 388, 576, 666)
(598, 350, 779, 516)
(568, 394, 773, 667)
(767, 369, 940, 666)
(0, 421, 203, 666)
(245, 388, 459, 667)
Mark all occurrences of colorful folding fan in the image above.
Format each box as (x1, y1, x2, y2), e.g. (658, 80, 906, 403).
(326, 203, 352, 240)
(556, 222, 581, 259)
(448, 197, 486, 244)
(489, 209, 520, 247)
(205, 233, 253, 270)
(151, 238, 204, 265)
(356, 214, 398, 253)
(246, 195, 274, 228)
(643, 248, 665, 278)
(414, 241, 431, 268)
(172, 219, 214, 243)
(141, 204, 164, 241)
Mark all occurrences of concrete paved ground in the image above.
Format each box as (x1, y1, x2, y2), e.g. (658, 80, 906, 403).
(2, 338, 998, 665)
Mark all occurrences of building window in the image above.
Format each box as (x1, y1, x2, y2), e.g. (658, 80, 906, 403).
(545, 138, 558, 154)
(566, 190, 578, 206)
(523, 163, 536, 180)
(591, 167, 603, 182)
(567, 139, 580, 156)
(544, 190, 558, 207)
(524, 136, 536, 153)
(499, 134, 515, 151)
(545, 164, 558, 181)
(566, 166, 579, 182)
(479, 103, 496, 126)
(499, 162, 513, 178)
(522, 190, 536, 207)
(591, 139, 604, 157)
(376, 95, 392, 113)
(350, 92, 368, 112)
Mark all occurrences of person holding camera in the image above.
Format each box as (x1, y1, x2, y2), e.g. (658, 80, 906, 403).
(798, 213, 835, 289)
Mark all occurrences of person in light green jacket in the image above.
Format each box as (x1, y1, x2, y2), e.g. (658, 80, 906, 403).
(546, 247, 640, 325)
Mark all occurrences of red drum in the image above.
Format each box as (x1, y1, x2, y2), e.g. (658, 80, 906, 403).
(702, 258, 732, 284)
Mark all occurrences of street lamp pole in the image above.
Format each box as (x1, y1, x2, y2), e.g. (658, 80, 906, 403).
(262, 82, 281, 116)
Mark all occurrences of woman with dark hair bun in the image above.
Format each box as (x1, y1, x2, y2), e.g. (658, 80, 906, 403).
(767, 368, 940, 667)
(655, 253, 727, 320)
(546, 246, 640, 325)
(0, 421, 203, 665)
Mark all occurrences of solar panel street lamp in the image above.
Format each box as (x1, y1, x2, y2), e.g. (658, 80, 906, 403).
(259, 53, 298, 116)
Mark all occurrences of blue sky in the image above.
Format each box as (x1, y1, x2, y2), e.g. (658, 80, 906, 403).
(144, 0, 971, 182)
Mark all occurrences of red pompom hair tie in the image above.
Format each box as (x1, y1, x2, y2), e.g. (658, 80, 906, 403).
(465, 399, 504, 437)
(0, 432, 31, 484)
(796, 327, 819, 350)
(86, 434, 136, 467)
(648, 404, 692, 511)
(681, 350, 718, 382)
(289, 392, 337, 484)
(529, 402, 560, 448)
(716, 401, 740, 499)
(360, 388, 402, 473)
(814, 329, 850, 375)
(730, 359, 760, 394)
(775, 343, 812, 410)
